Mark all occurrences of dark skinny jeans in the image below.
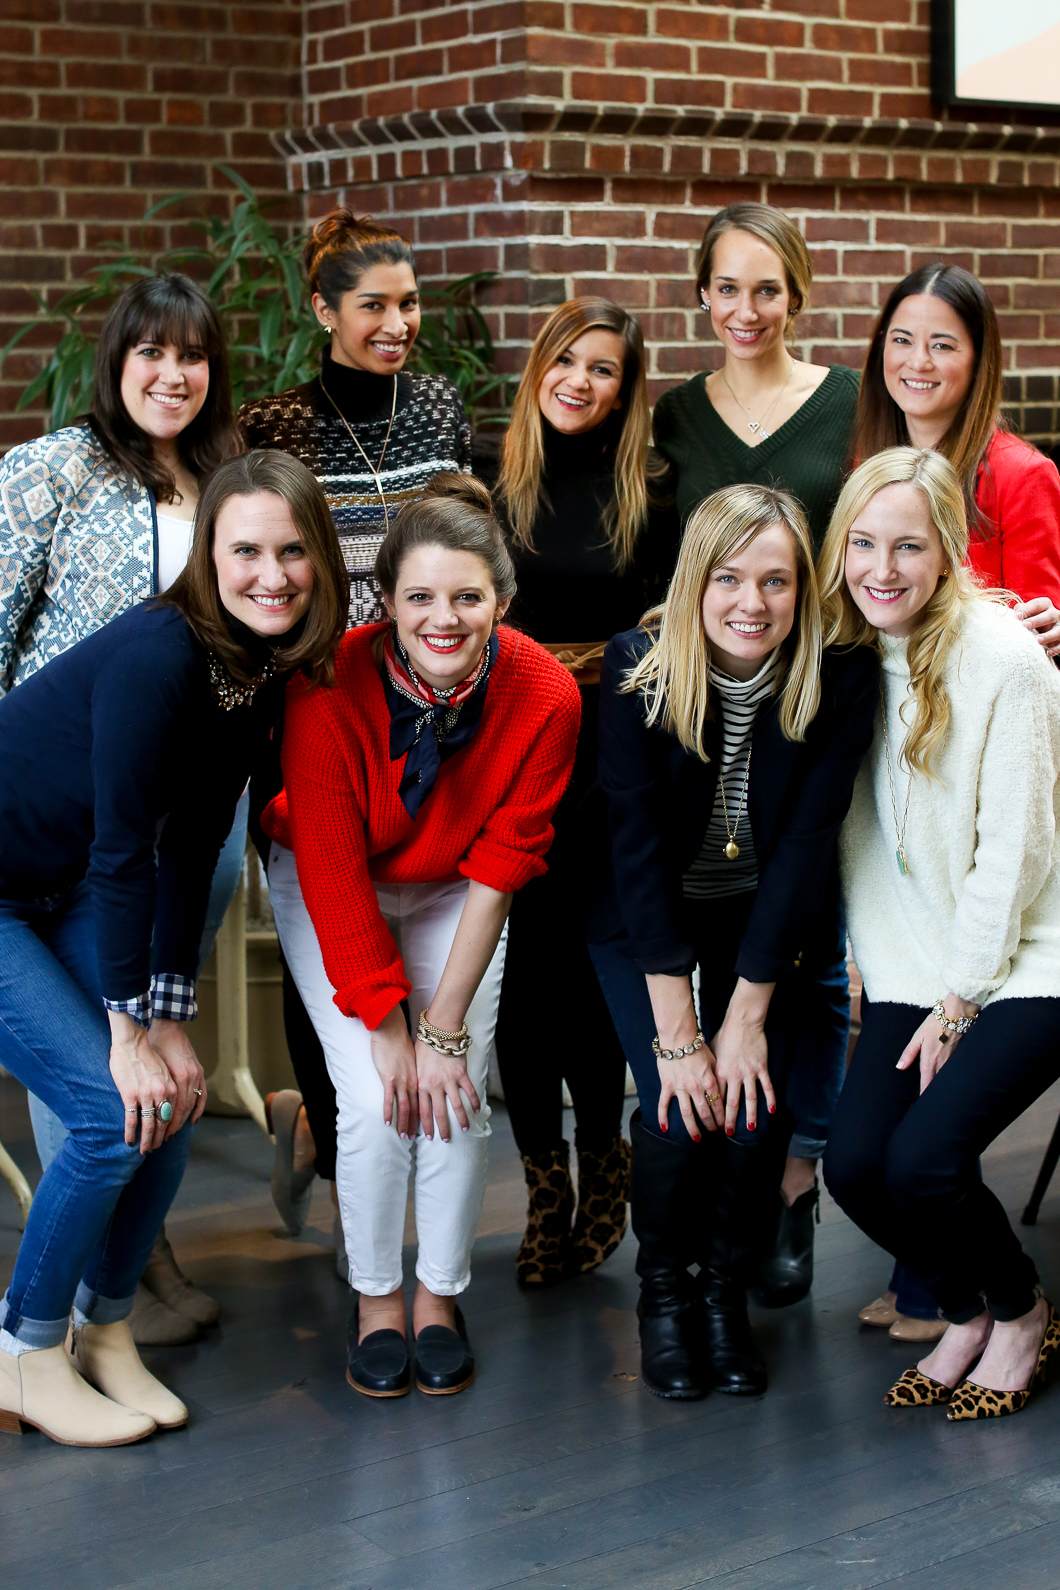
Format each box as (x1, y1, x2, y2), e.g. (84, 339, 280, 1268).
(825, 993, 1060, 1323)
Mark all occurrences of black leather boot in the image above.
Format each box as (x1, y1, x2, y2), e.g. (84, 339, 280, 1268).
(629, 1111, 709, 1401)
(699, 1138, 770, 1397)
(755, 1177, 820, 1308)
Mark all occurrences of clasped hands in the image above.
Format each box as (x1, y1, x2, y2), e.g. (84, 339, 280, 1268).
(108, 1012, 208, 1156)
(657, 1004, 776, 1141)
(369, 1003, 480, 1143)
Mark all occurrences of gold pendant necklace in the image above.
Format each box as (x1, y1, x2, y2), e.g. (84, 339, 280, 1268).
(318, 370, 398, 532)
(720, 356, 796, 441)
(719, 744, 753, 860)
(880, 694, 912, 877)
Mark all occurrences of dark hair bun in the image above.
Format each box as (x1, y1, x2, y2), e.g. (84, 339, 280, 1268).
(304, 209, 415, 305)
(422, 472, 494, 516)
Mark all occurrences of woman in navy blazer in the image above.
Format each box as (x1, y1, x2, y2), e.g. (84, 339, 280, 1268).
(587, 481, 876, 1402)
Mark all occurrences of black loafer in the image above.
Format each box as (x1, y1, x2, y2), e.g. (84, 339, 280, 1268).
(346, 1304, 411, 1398)
(413, 1305, 475, 1396)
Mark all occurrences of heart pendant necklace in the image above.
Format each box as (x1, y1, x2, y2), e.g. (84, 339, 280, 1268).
(721, 356, 796, 442)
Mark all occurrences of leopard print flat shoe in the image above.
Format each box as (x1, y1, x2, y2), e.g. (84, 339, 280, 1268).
(883, 1367, 953, 1407)
(568, 1136, 632, 1276)
(947, 1303, 1060, 1421)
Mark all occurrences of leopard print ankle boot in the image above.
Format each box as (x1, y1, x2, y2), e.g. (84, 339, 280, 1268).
(516, 1143, 574, 1286)
(569, 1135, 632, 1276)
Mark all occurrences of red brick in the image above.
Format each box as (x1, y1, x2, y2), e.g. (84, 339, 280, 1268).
(653, 75, 726, 108)
(806, 88, 875, 116)
(528, 32, 606, 67)
(849, 56, 911, 85)
(775, 50, 843, 82)
(735, 16, 805, 46)
(615, 39, 690, 72)
(571, 208, 645, 237)
(877, 217, 941, 245)
(731, 82, 801, 114)
(656, 7, 727, 40)
(696, 45, 767, 78)
(812, 22, 877, 51)
(570, 71, 647, 101)
(571, 2, 647, 32)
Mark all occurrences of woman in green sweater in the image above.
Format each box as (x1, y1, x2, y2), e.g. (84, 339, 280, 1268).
(652, 201, 860, 1304)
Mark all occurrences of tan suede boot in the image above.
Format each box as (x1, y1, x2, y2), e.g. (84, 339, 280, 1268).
(129, 1283, 198, 1346)
(69, 1319, 188, 1429)
(141, 1229, 219, 1327)
(0, 1343, 156, 1447)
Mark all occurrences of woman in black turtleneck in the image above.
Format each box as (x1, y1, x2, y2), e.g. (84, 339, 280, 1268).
(484, 297, 680, 1286)
(239, 211, 471, 1257)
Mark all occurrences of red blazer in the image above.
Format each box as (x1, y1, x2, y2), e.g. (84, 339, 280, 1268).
(264, 623, 580, 1029)
(969, 429, 1060, 607)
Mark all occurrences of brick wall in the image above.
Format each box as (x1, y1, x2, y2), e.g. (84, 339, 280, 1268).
(287, 0, 1060, 447)
(0, 0, 302, 448)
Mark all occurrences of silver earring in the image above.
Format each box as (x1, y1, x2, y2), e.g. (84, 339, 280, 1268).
(701, 298, 710, 312)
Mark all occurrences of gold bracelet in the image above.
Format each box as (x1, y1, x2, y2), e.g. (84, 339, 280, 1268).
(417, 1009, 471, 1056)
(418, 1010, 469, 1045)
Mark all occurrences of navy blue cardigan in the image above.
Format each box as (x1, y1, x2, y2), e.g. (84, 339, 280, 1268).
(589, 627, 878, 981)
(0, 604, 285, 1004)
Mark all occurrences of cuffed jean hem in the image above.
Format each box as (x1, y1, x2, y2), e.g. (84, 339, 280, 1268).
(73, 1281, 135, 1326)
(788, 1132, 826, 1160)
(414, 1262, 470, 1297)
(0, 1290, 70, 1351)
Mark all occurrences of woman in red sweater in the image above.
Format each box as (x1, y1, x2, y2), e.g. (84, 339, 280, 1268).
(856, 263, 1060, 656)
(265, 474, 580, 1399)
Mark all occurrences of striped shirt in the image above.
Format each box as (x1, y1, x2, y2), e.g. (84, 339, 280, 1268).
(682, 650, 782, 900)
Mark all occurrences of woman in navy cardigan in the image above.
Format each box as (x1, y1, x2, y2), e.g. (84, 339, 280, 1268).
(0, 451, 347, 1449)
(586, 481, 876, 1401)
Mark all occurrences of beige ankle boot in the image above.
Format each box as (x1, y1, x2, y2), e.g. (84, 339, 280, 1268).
(70, 1319, 188, 1429)
(0, 1342, 156, 1447)
(141, 1229, 219, 1327)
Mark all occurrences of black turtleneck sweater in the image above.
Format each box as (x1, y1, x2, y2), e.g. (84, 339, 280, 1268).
(0, 603, 286, 1003)
(483, 421, 681, 644)
(239, 350, 471, 627)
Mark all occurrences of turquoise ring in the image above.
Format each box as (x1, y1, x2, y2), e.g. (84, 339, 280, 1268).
(158, 1101, 173, 1124)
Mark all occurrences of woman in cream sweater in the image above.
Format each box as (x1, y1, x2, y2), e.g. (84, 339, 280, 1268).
(819, 445, 1060, 1421)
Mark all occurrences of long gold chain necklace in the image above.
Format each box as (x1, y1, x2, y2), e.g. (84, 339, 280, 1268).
(720, 356, 796, 441)
(880, 695, 912, 877)
(718, 745, 753, 860)
(318, 371, 398, 532)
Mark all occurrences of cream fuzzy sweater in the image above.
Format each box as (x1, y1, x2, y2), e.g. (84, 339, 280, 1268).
(840, 599, 1060, 1009)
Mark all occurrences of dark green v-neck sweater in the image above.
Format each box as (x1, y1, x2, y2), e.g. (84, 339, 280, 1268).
(652, 363, 860, 553)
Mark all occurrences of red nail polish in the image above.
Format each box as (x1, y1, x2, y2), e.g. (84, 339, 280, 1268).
(726, 1127, 734, 1136)
(769, 1105, 776, 1114)
(749, 1122, 756, 1131)
(660, 1123, 668, 1133)
(693, 1134, 702, 1143)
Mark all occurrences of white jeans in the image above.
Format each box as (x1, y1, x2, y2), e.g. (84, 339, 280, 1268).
(268, 845, 503, 1296)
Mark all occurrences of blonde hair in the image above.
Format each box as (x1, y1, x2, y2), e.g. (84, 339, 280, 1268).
(623, 483, 822, 757)
(818, 447, 984, 778)
(695, 202, 812, 321)
(496, 297, 660, 570)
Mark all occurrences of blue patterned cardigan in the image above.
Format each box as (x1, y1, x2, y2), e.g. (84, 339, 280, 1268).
(0, 424, 157, 695)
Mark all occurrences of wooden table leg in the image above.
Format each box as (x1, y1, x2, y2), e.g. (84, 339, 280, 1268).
(209, 860, 270, 1137)
(0, 1139, 32, 1228)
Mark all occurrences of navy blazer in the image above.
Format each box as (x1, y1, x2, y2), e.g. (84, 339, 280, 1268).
(0, 604, 284, 1004)
(589, 626, 878, 982)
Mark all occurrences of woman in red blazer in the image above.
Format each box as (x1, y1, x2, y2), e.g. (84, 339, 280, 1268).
(855, 262, 1060, 654)
(265, 474, 579, 1400)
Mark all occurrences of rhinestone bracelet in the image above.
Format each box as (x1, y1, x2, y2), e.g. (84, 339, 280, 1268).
(931, 999, 978, 1039)
(652, 1030, 706, 1062)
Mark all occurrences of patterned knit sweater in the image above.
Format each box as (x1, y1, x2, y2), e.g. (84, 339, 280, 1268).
(0, 423, 156, 694)
(264, 623, 581, 1028)
(239, 353, 471, 628)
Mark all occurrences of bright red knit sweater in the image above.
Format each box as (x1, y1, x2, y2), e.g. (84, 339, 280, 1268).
(970, 429, 1060, 606)
(264, 623, 581, 1029)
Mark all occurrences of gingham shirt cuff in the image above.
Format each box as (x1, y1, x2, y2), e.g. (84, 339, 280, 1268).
(102, 991, 152, 1028)
(150, 973, 198, 1022)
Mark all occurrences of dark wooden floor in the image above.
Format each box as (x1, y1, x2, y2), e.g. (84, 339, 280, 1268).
(5, 1077, 1060, 1590)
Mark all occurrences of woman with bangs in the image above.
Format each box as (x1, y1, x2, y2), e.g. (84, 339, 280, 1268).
(0, 273, 244, 1345)
(820, 448, 1060, 1421)
(485, 297, 680, 1288)
(586, 484, 876, 1400)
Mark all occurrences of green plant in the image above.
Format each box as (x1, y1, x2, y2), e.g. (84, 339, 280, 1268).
(1, 166, 513, 431)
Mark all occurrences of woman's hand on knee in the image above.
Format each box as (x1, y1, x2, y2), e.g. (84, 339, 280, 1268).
(713, 1014, 775, 1138)
(368, 1006, 420, 1139)
(149, 1019, 207, 1136)
(656, 1050, 723, 1141)
(897, 994, 978, 1094)
(107, 1012, 177, 1156)
(415, 1041, 481, 1143)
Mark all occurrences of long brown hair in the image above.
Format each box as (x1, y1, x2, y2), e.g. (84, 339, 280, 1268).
(853, 264, 1003, 529)
(304, 209, 416, 308)
(88, 274, 240, 502)
(496, 297, 662, 571)
(160, 451, 350, 687)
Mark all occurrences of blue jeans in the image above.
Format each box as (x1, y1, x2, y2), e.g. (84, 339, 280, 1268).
(0, 881, 192, 1348)
(588, 891, 849, 1152)
(26, 791, 249, 1175)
